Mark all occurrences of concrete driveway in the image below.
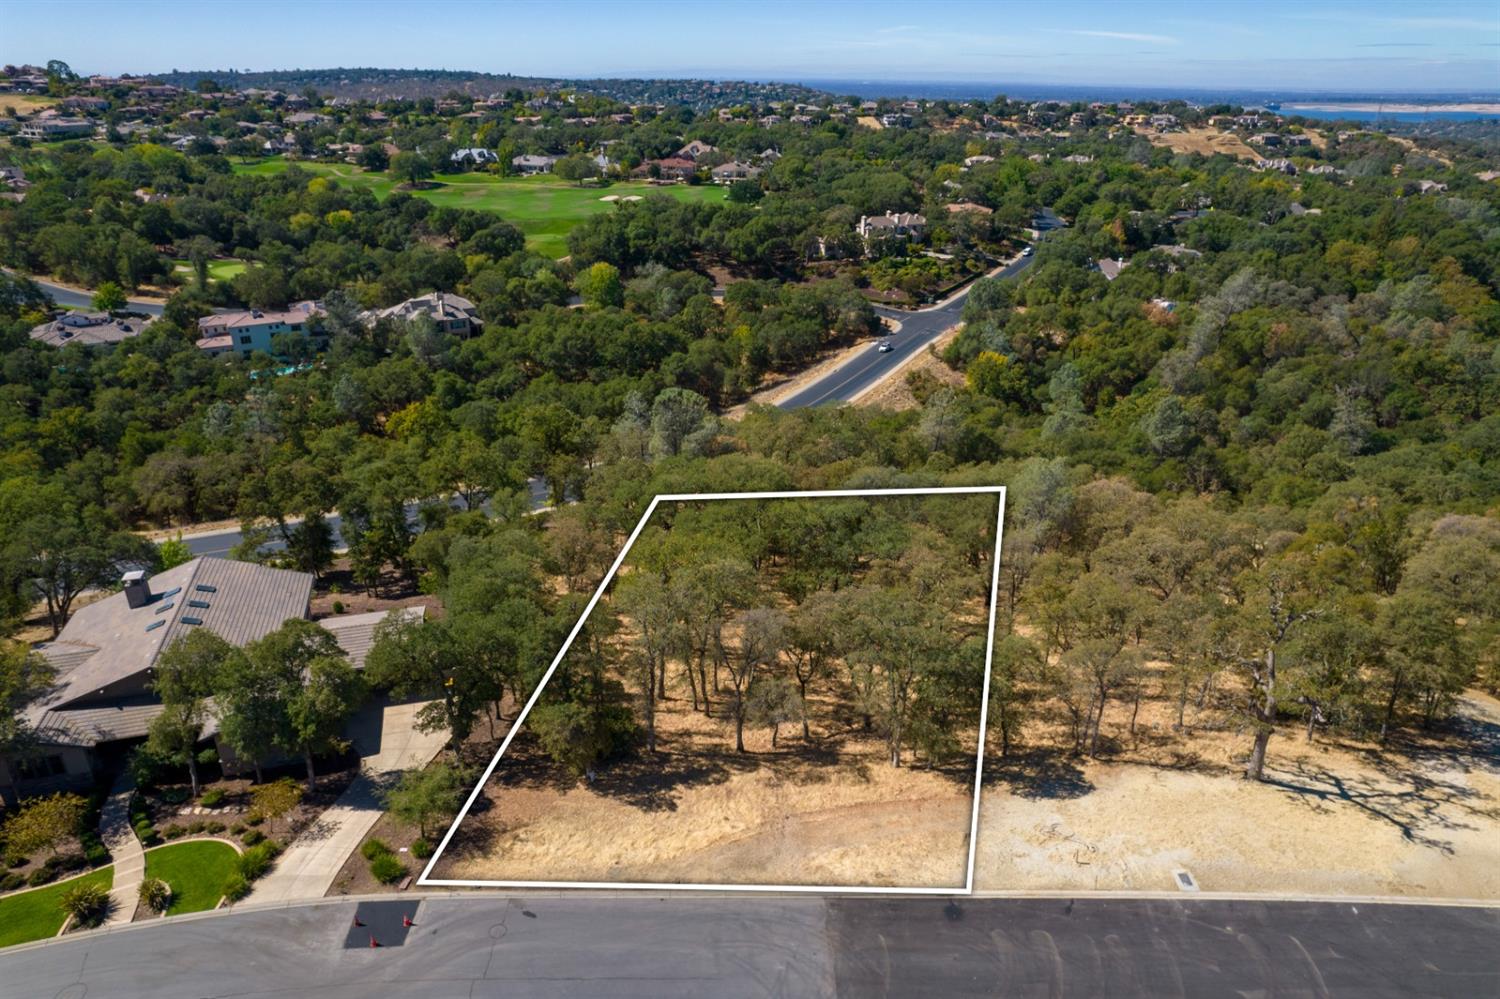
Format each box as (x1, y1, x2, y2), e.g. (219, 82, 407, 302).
(245, 700, 446, 904)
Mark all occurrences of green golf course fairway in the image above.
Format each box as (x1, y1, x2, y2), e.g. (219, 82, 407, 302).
(232, 159, 726, 258)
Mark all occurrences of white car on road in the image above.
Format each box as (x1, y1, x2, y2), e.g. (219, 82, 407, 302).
(877, 341, 893, 353)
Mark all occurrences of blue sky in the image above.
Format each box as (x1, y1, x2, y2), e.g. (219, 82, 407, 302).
(4, 0, 1498, 93)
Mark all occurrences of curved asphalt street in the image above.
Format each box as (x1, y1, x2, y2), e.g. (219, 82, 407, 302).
(778, 209, 1064, 410)
(18, 272, 167, 316)
(0, 894, 1494, 998)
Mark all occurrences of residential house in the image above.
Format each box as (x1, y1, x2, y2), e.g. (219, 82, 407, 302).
(196, 301, 324, 357)
(511, 154, 557, 174)
(368, 292, 483, 337)
(1254, 158, 1297, 175)
(1249, 133, 1283, 147)
(29, 311, 153, 349)
(1094, 257, 1130, 281)
(651, 157, 699, 181)
(451, 147, 499, 168)
(710, 161, 762, 184)
(856, 211, 928, 250)
(675, 139, 717, 161)
(963, 154, 996, 168)
(61, 96, 108, 114)
(0, 558, 420, 804)
(19, 118, 94, 140)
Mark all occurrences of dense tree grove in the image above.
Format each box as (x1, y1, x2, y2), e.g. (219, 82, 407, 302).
(527, 494, 996, 774)
(0, 93, 1495, 783)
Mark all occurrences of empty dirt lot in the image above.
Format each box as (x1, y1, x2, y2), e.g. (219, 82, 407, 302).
(1140, 126, 1258, 160)
(974, 691, 1500, 898)
(434, 674, 977, 888)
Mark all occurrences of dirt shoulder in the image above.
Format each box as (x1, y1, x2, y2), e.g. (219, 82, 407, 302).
(723, 318, 898, 419)
(852, 325, 965, 410)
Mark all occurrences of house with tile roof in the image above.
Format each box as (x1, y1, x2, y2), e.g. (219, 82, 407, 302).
(0, 558, 421, 804)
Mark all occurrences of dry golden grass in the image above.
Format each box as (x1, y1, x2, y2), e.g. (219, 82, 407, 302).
(854, 327, 965, 411)
(1140, 127, 1258, 160)
(437, 669, 977, 888)
(976, 672, 1500, 899)
(0, 94, 56, 114)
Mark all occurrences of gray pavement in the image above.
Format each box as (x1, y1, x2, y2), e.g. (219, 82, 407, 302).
(13, 271, 167, 317)
(175, 478, 553, 559)
(246, 700, 448, 904)
(1, 894, 1493, 998)
(778, 208, 1065, 410)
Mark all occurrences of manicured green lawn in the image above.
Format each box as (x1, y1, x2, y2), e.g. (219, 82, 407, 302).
(144, 840, 240, 915)
(0, 866, 113, 949)
(231, 159, 725, 258)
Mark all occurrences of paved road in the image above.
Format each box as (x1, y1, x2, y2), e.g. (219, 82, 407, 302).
(177, 478, 554, 558)
(778, 209, 1065, 410)
(14, 271, 168, 317)
(1, 895, 1493, 998)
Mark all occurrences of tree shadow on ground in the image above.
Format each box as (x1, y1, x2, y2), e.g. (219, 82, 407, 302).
(984, 749, 1094, 800)
(1261, 754, 1497, 855)
(1388, 704, 1500, 777)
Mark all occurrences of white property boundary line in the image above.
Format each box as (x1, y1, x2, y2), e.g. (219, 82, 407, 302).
(418, 485, 1008, 896)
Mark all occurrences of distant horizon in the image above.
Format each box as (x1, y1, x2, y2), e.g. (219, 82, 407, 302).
(5, 0, 1497, 93)
(30, 64, 1500, 105)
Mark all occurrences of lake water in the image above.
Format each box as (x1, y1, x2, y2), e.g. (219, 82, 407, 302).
(1276, 106, 1499, 123)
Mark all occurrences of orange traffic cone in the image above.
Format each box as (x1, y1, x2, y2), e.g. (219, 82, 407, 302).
(353, 915, 365, 927)
(369, 935, 380, 948)
(402, 914, 415, 928)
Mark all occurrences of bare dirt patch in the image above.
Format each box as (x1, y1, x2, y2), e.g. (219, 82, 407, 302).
(974, 691, 1500, 898)
(436, 673, 975, 889)
(1141, 127, 1258, 161)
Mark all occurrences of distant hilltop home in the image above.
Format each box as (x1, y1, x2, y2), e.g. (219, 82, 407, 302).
(367, 292, 483, 337)
(29, 311, 154, 349)
(963, 154, 995, 168)
(196, 300, 324, 357)
(0, 557, 422, 805)
(856, 211, 928, 244)
(1255, 158, 1297, 175)
(710, 160, 762, 184)
(19, 118, 94, 141)
(451, 147, 499, 167)
(511, 153, 557, 174)
(675, 139, 717, 161)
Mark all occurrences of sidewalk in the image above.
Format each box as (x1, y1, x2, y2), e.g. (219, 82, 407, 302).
(245, 701, 445, 904)
(98, 774, 143, 927)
